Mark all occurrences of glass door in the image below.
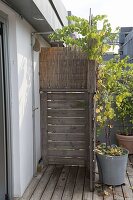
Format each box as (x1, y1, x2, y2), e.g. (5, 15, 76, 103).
(0, 22, 7, 200)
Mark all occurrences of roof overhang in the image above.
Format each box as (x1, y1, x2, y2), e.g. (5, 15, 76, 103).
(2, 0, 66, 43)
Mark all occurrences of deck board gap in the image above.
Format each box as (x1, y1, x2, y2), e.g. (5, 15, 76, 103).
(73, 167, 85, 200)
(30, 165, 55, 200)
(29, 167, 48, 200)
(39, 165, 57, 200)
(50, 165, 65, 200)
(81, 167, 86, 200)
(72, 166, 79, 200)
(60, 167, 71, 200)
(22, 166, 47, 200)
(61, 166, 78, 200)
(40, 165, 63, 200)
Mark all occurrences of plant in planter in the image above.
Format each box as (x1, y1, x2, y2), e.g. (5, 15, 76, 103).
(115, 64, 133, 153)
(49, 14, 130, 186)
(96, 144, 128, 185)
(96, 56, 132, 185)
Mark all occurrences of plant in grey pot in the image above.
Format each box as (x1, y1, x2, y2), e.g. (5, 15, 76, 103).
(96, 144, 128, 186)
(96, 56, 131, 186)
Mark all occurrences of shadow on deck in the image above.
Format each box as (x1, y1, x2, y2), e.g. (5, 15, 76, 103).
(15, 156, 133, 200)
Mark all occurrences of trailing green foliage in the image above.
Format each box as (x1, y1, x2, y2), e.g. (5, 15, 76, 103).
(96, 56, 133, 134)
(49, 15, 118, 63)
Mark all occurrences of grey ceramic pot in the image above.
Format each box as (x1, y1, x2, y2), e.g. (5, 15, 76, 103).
(96, 149, 128, 186)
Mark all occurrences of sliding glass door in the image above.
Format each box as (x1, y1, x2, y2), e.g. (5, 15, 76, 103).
(0, 22, 7, 200)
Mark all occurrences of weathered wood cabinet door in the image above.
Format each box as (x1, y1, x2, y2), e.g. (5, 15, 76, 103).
(40, 91, 89, 166)
(40, 47, 96, 190)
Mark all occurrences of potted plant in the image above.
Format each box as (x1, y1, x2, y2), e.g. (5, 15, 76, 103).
(95, 56, 131, 185)
(96, 144, 128, 185)
(115, 68, 133, 154)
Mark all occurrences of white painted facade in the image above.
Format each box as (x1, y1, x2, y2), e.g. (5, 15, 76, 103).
(16, 16, 50, 196)
(0, 0, 67, 197)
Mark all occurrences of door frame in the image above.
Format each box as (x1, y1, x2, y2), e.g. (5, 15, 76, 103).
(0, 11, 13, 200)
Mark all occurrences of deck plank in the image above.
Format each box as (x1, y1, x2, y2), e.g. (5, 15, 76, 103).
(40, 165, 63, 200)
(30, 165, 55, 200)
(92, 166, 103, 200)
(62, 166, 78, 200)
(93, 172, 103, 200)
(72, 167, 85, 200)
(128, 155, 133, 183)
(103, 185, 114, 200)
(93, 190, 103, 200)
(127, 159, 133, 197)
(16, 157, 133, 200)
(83, 172, 93, 200)
(113, 186, 124, 200)
(121, 172, 133, 200)
(21, 167, 46, 200)
(51, 166, 70, 200)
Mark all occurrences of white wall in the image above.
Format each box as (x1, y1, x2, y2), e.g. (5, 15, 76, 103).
(16, 16, 50, 196)
(16, 16, 33, 196)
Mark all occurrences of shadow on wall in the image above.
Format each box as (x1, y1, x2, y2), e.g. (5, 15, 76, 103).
(17, 51, 33, 194)
(18, 53, 32, 129)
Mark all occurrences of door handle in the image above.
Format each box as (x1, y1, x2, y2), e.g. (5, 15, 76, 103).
(32, 107, 39, 111)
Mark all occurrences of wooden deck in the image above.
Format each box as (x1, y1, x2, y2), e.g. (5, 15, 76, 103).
(15, 156, 133, 200)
